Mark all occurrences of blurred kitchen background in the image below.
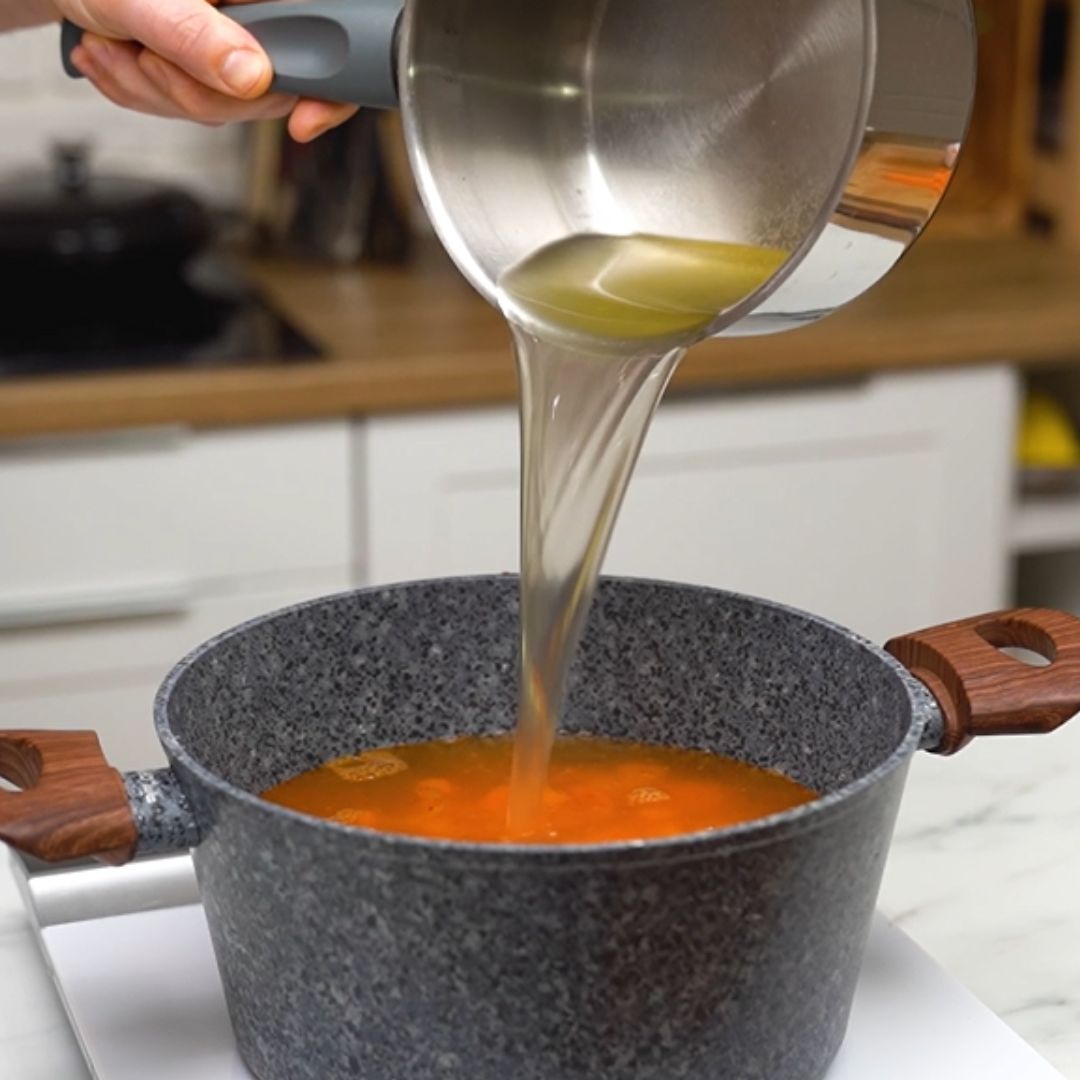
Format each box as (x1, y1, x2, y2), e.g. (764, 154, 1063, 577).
(5, 0, 1080, 772)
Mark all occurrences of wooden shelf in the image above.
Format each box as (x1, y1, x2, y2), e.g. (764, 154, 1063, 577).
(929, 0, 1041, 238)
(1021, 0, 1080, 245)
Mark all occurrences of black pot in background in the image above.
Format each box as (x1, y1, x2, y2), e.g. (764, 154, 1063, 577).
(0, 142, 212, 276)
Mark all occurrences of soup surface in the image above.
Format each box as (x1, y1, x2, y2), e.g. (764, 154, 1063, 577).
(262, 734, 817, 845)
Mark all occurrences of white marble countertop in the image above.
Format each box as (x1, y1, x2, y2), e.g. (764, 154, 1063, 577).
(1, 721, 1078, 1080)
(877, 722, 1080, 1078)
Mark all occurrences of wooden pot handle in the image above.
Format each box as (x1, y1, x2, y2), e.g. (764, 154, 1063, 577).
(885, 608, 1080, 755)
(0, 730, 138, 865)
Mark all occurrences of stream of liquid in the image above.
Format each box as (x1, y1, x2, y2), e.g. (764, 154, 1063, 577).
(498, 233, 787, 836)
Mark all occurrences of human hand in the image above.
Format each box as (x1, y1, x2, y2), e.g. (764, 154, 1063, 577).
(61, 0, 358, 141)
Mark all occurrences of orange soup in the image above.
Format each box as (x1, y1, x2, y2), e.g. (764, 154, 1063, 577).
(261, 735, 817, 844)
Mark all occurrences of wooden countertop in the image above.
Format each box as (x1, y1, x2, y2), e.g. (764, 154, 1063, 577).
(3, 233, 1080, 440)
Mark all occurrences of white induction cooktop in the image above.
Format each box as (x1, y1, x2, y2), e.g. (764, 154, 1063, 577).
(12, 852, 1066, 1080)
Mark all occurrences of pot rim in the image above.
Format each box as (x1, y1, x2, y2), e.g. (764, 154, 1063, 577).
(154, 574, 935, 866)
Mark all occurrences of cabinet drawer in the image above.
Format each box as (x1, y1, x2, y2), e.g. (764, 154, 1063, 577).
(1, 681, 167, 771)
(0, 429, 187, 627)
(0, 422, 352, 632)
(0, 575, 351, 695)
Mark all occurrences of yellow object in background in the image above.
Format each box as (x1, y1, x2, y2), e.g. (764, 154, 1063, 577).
(1017, 390, 1080, 469)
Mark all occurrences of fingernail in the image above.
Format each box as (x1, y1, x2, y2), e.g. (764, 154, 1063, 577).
(81, 34, 111, 60)
(220, 48, 268, 95)
(291, 121, 328, 144)
(71, 44, 95, 74)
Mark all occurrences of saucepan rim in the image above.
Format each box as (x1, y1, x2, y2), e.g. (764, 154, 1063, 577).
(154, 574, 934, 868)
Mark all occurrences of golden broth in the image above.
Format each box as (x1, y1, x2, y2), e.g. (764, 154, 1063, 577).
(499, 233, 788, 344)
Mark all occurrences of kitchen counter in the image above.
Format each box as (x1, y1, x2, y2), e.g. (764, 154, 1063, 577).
(4, 233, 1080, 441)
(1, 720, 1078, 1078)
(881, 728, 1080, 1077)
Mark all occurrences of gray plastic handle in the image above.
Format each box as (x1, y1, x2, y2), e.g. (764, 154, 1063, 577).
(60, 0, 403, 110)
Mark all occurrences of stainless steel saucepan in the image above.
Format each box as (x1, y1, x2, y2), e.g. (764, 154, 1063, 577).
(62, 0, 977, 340)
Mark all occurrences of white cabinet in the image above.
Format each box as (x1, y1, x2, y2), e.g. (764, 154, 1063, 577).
(0, 421, 355, 770)
(361, 365, 1019, 644)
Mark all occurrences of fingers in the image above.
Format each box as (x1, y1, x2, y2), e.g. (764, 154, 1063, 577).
(72, 39, 183, 118)
(287, 100, 360, 143)
(73, 34, 297, 124)
(138, 49, 297, 124)
(71, 5, 358, 139)
(77, 0, 273, 99)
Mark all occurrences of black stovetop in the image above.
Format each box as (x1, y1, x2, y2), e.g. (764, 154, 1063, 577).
(0, 254, 323, 377)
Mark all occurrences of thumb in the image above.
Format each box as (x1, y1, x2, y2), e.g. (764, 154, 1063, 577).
(94, 0, 273, 99)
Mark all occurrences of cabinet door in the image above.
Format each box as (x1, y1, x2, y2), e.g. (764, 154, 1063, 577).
(361, 365, 1017, 643)
(0, 421, 352, 637)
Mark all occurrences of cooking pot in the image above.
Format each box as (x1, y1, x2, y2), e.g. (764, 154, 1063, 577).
(2, 577, 1077, 1080)
(0, 142, 211, 276)
(63, 0, 977, 339)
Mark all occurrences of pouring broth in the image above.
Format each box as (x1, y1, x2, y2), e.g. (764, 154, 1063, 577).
(261, 735, 816, 845)
(497, 233, 787, 836)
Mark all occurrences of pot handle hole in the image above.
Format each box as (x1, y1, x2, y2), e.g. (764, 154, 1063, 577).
(885, 607, 1080, 756)
(0, 730, 198, 865)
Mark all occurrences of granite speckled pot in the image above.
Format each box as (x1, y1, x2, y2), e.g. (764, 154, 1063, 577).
(3, 577, 1079, 1080)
